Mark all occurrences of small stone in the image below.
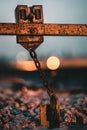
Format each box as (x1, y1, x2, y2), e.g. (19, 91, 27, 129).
(11, 107, 22, 115)
(20, 105, 26, 111)
(19, 119, 29, 128)
(14, 102, 20, 108)
(30, 122, 36, 127)
(0, 119, 2, 125)
(15, 98, 22, 104)
(21, 87, 28, 93)
(23, 110, 31, 118)
(3, 116, 9, 123)
(3, 123, 9, 130)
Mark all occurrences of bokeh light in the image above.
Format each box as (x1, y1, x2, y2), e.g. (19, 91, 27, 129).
(46, 56, 60, 70)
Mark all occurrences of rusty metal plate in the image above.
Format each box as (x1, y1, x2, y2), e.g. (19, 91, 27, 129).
(0, 23, 87, 36)
(40, 103, 60, 128)
(20, 42, 43, 50)
(17, 35, 43, 50)
(15, 5, 44, 50)
(17, 36, 43, 43)
(40, 94, 60, 129)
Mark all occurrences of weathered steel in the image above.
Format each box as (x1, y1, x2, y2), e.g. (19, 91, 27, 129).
(0, 23, 87, 36)
(16, 5, 44, 49)
(0, 23, 44, 35)
(17, 35, 43, 43)
(40, 94, 60, 128)
(19, 42, 43, 50)
(44, 24, 87, 36)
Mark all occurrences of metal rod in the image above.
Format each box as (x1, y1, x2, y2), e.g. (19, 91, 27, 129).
(0, 23, 87, 36)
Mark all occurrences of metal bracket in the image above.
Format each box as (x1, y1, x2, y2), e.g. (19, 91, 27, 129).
(15, 5, 44, 50)
(0, 5, 87, 50)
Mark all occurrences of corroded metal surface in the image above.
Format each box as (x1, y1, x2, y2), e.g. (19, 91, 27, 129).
(17, 35, 43, 50)
(0, 23, 44, 35)
(0, 23, 87, 35)
(40, 94, 60, 128)
(20, 42, 43, 50)
(44, 24, 87, 36)
(16, 5, 44, 50)
(17, 36, 43, 43)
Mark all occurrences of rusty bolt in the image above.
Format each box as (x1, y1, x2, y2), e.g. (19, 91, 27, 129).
(29, 28, 36, 34)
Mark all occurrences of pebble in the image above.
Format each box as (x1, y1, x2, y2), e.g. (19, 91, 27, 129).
(11, 107, 22, 115)
(14, 102, 20, 108)
(0, 87, 86, 130)
(21, 86, 28, 93)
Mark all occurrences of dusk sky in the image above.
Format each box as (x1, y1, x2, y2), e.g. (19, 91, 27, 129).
(0, 0, 87, 61)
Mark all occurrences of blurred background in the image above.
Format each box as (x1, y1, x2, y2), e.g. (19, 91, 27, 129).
(0, 0, 87, 92)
